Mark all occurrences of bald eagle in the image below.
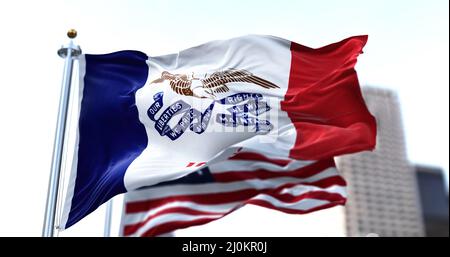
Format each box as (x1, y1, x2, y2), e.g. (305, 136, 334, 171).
(150, 69, 279, 99)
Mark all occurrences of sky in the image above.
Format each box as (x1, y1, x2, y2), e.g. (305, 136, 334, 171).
(0, 0, 448, 236)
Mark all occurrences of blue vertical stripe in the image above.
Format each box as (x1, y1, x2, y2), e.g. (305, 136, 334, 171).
(66, 51, 149, 228)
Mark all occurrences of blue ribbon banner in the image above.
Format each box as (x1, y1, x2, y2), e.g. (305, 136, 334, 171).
(147, 92, 273, 141)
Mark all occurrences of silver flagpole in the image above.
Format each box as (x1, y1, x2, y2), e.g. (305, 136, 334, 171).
(42, 29, 81, 237)
(103, 199, 113, 237)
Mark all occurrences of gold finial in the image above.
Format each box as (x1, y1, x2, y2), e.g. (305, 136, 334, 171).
(67, 29, 77, 39)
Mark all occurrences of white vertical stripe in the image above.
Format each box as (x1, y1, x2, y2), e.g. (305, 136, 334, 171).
(124, 35, 294, 191)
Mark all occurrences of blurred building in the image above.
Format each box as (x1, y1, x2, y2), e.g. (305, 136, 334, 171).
(336, 87, 424, 236)
(415, 165, 449, 237)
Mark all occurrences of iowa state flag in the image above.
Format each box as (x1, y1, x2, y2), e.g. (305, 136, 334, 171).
(60, 35, 376, 233)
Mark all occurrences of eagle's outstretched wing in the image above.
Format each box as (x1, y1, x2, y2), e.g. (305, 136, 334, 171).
(168, 78, 193, 96)
(150, 69, 278, 97)
(201, 69, 279, 94)
(150, 73, 194, 96)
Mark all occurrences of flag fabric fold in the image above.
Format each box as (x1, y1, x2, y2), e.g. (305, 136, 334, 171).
(60, 34, 376, 235)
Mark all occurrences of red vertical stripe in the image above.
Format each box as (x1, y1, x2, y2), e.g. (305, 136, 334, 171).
(282, 35, 376, 160)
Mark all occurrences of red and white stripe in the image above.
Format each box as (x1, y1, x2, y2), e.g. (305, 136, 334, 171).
(120, 154, 346, 237)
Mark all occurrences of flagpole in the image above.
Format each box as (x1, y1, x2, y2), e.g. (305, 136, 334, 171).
(42, 29, 81, 237)
(103, 199, 113, 237)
